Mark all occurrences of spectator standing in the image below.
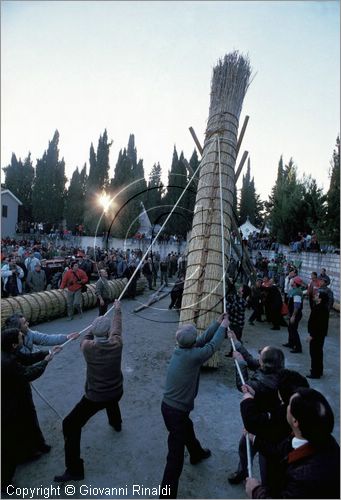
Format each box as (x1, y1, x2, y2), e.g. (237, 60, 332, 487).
(319, 268, 331, 286)
(318, 278, 334, 311)
(264, 281, 285, 331)
(116, 256, 128, 278)
(307, 292, 330, 379)
(107, 255, 118, 279)
(226, 284, 250, 341)
(78, 256, 93, 284)
(283, 277, 304, 353)
(307, 271, 322, 310)
(26, 263, 47, 293)
(151, 257, 159, 288)
(267, 259, 277, 280)
(160, 258, 170, 286)
(248, 279, 264, 325)
(142, 257, 154, 290)
(123, 261, 139, 299)
(283, 269, 297, 304)
(95, 269, 112, 316)
(60, 261, 88, 320)
(168, 275, 185, 310)
(24, 251, 41, 273)
(1, 258, 24, 296)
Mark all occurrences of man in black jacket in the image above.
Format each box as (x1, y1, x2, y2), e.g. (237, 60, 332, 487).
(246, 388, 340, 499)
(227, 331, 285, 485)
(240, 369, 309, 496)
(1, 328, 58, 492)
(168, 275, 185, 310)
(307, 292, 330, 379)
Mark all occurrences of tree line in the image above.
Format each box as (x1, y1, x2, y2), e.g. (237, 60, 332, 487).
(2, 130, 340, 246)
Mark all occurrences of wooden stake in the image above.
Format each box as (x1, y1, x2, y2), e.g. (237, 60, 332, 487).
(236, 115, 249, 157)
(133, 291, 170, 313)
(189, 127, 204, 155)
(235, 150, 249, 182)
(133, 284, 167, 313)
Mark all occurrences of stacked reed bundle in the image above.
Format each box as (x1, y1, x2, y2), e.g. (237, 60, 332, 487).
(179, 52, 252, 367)
(1, 277, 147, 327)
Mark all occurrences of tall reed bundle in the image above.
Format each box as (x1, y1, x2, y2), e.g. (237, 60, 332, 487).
(179, 52, 252, 367)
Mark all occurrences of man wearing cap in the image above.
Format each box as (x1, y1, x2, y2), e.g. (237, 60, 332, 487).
(26, 263, 47, 293)
(160, 313, 229, 498)
(54, 300, 123, 482)
(283, 277, 304, 353)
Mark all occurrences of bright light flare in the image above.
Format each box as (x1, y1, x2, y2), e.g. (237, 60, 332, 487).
(98, 193, 111, 213)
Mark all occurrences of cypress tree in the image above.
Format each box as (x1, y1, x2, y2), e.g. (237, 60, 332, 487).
(186, 150, 200, 228)
(145, 162, 164, 224)
(238, 158, 262, 226)
(326, 136, 340, 245)
(65, 164, 87, 232)
(267, 157, 305, 243)
(109, 135, 147, 238)
(163, 147, 189, 236)
(3, 152, 34, 223)
(84, 130, 113, 235)
(32, 130, 66, 225)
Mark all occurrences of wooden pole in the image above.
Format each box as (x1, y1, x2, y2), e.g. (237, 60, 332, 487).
(235, 115, 249, 157)
(133, 291, 170, 313)
(235, 150, 249, 182)
(189, 127, 204, 155)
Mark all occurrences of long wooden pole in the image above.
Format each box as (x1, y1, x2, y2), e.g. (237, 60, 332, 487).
(189, 127, 204, 155)
(235, 150, 249, 182)
(235, 115, 249, 157)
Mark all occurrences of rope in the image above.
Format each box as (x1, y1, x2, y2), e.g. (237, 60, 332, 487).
(32, 383, 64, 420)
(217, 136, 227, 315)
(231, 353, 253, 477)
(216, 135, 253, 478)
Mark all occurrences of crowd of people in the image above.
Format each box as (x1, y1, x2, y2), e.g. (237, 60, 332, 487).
(1, 234, 339, 498)
(1, 236, 187, 298)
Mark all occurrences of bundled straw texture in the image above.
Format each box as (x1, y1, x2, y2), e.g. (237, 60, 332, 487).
(179, 51, 252, 367)
(1, 278, 147, 327)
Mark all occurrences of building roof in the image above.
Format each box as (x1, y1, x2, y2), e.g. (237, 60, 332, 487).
(138, 202, 152, 235)
(1, 189, 23, 206)
(239, 215, 259, 238)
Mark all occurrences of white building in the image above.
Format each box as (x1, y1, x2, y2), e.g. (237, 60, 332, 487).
(1, 189, 22, 237)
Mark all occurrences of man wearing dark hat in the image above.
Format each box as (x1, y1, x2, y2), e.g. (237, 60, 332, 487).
(54, 300, 123, 482)
(160, 313, 229, 498)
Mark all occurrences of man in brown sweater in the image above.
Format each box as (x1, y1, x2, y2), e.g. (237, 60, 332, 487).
(54, 300, 123, 482)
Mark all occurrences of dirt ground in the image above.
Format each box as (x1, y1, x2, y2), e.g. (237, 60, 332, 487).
(5, 284, 340, 500)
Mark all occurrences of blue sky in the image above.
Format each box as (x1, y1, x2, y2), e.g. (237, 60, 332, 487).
(1, 1, 339, 199)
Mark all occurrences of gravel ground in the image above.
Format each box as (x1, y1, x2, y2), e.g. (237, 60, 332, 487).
(5, 285, 340, 500)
